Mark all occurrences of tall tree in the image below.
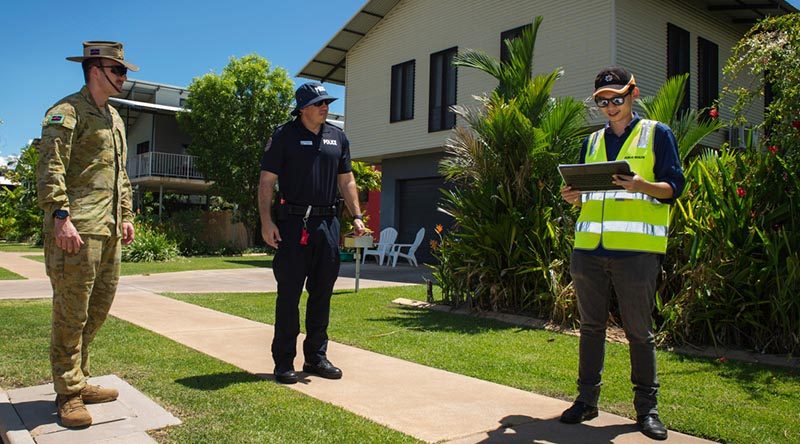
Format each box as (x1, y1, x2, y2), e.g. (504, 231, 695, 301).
(1, 143, 42, 242)
(177, 54, 294, 240)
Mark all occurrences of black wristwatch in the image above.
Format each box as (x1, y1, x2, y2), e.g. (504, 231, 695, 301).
(353, 214, 363, 220)
(53, 209, 70, 220)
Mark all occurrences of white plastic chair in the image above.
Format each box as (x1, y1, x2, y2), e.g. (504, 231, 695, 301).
(390, 227, 426, 267)
(361, 227, 398, 265)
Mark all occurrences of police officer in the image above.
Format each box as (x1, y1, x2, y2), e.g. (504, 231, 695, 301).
(258, 82, 366, 384)
(558, 66, 684, 441)
(36, 41, 138, 428)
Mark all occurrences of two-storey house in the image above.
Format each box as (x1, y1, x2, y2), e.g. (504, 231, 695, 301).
(299, 0, 794, 262)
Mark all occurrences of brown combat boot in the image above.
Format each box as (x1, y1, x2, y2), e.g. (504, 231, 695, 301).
(56, 393, 92, 428)
(80, 384, 119, 404)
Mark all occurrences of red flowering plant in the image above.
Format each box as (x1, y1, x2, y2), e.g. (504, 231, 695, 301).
(664, 145, 800, 354)
(724, 13, 800, 166)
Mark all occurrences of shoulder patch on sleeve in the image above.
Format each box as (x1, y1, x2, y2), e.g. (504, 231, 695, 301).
(264, 137, 272, 152)
(43, 107, 77, 130)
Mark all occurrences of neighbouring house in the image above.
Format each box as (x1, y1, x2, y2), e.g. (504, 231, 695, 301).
(0, 156, 19, 190)
(299, 0, 795, 263)
(111, 79, 205, 217)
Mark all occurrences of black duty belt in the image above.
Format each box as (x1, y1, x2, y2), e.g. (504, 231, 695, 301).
(283, 203, 338, 217)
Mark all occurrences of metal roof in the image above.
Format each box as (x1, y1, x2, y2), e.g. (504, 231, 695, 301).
(109, 97, 185, 114)
(297, 0, 401, 85)
(702, 0, 796, 26)
(298, 0, 796, 86)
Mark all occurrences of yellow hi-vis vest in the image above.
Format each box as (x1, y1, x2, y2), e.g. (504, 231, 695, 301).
(573, 119, 670, 254)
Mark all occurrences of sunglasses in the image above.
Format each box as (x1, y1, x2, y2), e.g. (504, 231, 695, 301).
(310, 99, 332, 107)
(98, 65, 128, 77)
(594, 89, 633, 108)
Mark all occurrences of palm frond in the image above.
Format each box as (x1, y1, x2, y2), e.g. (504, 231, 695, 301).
(452, 50, 503, 81)
(638, 74, 688, 125)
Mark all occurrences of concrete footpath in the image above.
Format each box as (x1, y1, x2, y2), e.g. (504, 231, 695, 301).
(0, 252, 714, 443)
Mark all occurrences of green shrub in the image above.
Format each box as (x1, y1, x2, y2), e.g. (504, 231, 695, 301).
(661, 146, 800, 354)
(122, 219, 179, 262)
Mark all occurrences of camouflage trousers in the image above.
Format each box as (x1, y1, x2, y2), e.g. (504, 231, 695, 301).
(44, 234, 121, 395)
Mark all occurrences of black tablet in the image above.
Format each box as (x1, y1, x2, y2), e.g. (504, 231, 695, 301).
(558, 160, 634, 192)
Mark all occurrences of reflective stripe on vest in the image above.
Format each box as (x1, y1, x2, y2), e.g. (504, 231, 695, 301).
(573, 119, 670, 253)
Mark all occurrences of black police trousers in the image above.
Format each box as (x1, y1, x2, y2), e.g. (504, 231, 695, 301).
(271, 214, 341, 370)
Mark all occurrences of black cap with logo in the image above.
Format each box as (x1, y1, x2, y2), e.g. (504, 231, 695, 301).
(593, 66, 636, 97)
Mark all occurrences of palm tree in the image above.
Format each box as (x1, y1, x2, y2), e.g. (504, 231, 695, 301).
(434, 16, 586, 317)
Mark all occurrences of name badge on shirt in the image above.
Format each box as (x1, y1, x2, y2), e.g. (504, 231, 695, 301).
(300, 140, 313, 146)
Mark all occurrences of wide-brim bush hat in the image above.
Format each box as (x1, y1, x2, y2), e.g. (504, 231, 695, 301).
(66, 41, 139, 72)
(291, 81, 337, 116)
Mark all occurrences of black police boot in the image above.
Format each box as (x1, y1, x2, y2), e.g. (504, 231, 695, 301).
(638, 414, 668, 440)
(303, 358, 342, 379)
(274, 366, 299, 384)
(559, 401, 599, 424)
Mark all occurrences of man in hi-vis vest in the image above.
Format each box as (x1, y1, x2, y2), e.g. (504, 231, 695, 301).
(559, 66, 684, 441)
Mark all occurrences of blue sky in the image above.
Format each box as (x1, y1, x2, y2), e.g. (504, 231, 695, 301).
(1, 1, 798, 159)
(0, 0, 364, 159)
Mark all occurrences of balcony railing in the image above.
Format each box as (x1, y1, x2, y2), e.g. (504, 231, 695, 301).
(130, 151, 203, 180)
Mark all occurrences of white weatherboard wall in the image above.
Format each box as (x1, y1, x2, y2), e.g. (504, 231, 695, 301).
(344, 0, 612, 161)
(343, 0, 764, 159)
(616, 0, 762, 126)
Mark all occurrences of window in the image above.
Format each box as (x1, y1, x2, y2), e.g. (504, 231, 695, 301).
(390, 60, 415, 122)
(500, 24, 531, 64)
(697, 37, 719, 115)
(667, 23, 690, 114)
(429, 47, 458, 132)
(136, 141, 150, 155)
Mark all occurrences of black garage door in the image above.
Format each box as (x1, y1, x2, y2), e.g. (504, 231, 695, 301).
(397, 176, 453, 264)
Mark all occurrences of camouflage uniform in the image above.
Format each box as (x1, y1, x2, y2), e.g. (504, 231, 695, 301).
(36, 86, 133, 396)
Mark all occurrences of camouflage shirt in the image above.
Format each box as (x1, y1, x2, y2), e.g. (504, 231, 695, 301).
(36, 86, 133, 237)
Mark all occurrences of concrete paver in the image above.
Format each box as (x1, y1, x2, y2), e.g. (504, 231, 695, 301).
(5, 375, 179, 444)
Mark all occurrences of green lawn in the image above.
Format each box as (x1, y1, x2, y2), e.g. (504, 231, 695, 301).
(0, 299, 417, 444)
(22, 254, 273, 276)
(166, 286, 800, 444)
(0, 267, 25, 280)
(0, 242, 42, 253)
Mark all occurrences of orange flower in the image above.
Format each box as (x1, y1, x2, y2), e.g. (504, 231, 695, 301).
(435, 224, 443, 234)
(429, 239, 439, 250)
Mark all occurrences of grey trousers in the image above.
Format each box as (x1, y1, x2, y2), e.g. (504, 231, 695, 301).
(570, 251, 661, 416)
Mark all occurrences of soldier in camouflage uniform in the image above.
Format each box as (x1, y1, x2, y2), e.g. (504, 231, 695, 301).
(35, 41, 138, 428)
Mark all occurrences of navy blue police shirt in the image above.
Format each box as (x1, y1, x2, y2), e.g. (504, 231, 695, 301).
(577, 113, 685, 257)
(260, 118, 352, 206)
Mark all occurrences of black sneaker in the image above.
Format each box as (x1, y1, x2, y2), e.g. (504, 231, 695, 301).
(559, 401, 599, 424)
(638, 414, 668, 440)
(303, 358, 343, 379)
